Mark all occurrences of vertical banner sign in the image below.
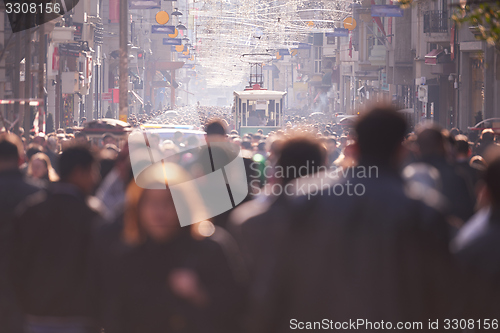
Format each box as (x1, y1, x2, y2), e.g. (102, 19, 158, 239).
(388, 0, 393, 44)
(348, 32, 353, 58)
(73, 23, 83, 41)
(109, 0, 120, 23)
(113, 88, 120, 104)
(63, 95, 74, 127)
(450, 23, 455, 61)
(52, 47, 60, 71)
(87, 56, 93, 83)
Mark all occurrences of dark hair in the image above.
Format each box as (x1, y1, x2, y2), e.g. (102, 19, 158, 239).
(276, 136, 326, 184)
(0, 134, 20, 162)
(59, 146, 95, 181)
(102, 132, 116, 141)
(417, 127, 445, 157)
(26, 143, 43, 161)
(355, 106, 407, 165)
(450, 127, 460, 137)
(205, 119, 226, 136)
(455, 138, 470, 155)
(241, 141, 252, 150)
(484, 158, 500, 208)
(481, 129, 495, 142)
(74, 131, 87, 140)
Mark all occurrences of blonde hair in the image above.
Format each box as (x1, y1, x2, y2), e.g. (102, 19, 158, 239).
(27, 152, 59, 182)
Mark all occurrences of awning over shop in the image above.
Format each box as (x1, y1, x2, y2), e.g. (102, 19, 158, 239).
(425, 49, 444, 65)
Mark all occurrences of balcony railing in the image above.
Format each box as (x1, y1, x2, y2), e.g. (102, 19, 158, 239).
(423, 10, 448, 33)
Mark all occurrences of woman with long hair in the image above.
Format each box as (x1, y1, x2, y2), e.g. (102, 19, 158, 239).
(95, 162, 245, 333)
(26, 152, 59, 183)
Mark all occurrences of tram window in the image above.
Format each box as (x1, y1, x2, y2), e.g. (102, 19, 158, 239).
(248, 111, 260, 126)
(269, 100, 275, 120)
(256, 109, 265, 120)
(276, 102, 280, 126)
(238, 98, 242, 125)
(242, 103, 247, 126)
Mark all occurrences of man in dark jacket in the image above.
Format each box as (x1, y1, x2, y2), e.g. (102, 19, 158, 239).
(0, 133, 40, 333)
(245, 107, 457, 333)
(11, 145, 101, 333)
(229, 135, 328, 332)
(456, 158, 500, 323)
(416, 127, 476, 225)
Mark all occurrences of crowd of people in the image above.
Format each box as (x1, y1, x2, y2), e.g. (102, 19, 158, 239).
(1, 104, 500, 333)
(127, 106, 232, 129)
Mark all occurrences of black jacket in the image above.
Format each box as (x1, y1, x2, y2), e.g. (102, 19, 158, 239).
(96, 227, 245, 333)
(456, 209, 500, 322)
(242, 168, 458, 333)
(11, 183, 99, 318)
(0, 169, 40, 332)
(421, 156, 476, 223)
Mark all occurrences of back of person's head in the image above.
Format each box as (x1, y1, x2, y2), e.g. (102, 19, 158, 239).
(241, 141, 252, 151)
(355, 106, 407, 166)
(417, 126, 445, 158)
(74, 131, 87, 141)
(484, 158, 500, 209)
(276, 135, 326, 184)
(26, 143, 44, 161)
(205, 119, 226, 136)
(253, 134, 262, 142)
(59, 145, 95, 182)
(102, 132, 116, 143)
(481, 129, 495, 143)
(470, 155, 487, 172)
(0, 133, 22, 169)
(257, 141, 266, 152)
(46, 136, 58, 150)
(455, 135, 470, 156)
(450, 127, 460, 137)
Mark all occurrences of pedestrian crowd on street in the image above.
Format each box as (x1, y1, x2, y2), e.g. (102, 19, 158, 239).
(1, 104, 500, 333)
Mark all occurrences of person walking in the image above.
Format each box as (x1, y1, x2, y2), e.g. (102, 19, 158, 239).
(455, 158, 500, 323)
(95, 163, 245, 333)
(0, 133, 41, 333)
(245, 107, 458, 333)
(11, 145, 101, 333)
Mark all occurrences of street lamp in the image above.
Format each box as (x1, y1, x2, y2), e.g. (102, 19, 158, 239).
(171, 8, 183, 16)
